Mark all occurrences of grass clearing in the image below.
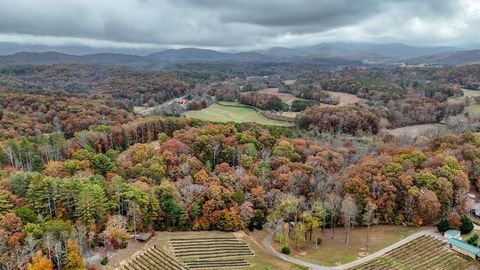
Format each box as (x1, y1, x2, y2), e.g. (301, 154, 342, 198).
(258, 88, 301, 105)
(267, 225, 422, 267)
(448, 88, 480, 115)
(184, 102, 292, 126)
(323, 91, 366, 106)
(385, 123, 445, 137)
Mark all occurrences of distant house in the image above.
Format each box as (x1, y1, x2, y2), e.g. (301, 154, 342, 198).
(448, 238, 480, 260)
(444, 229, 462, 240)
(471, 203, 480, 216)
(177, 98, 188, 105)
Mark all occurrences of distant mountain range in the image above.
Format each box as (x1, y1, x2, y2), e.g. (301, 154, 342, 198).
(406, 49, 480, 66)
(0, 42, 479, 66)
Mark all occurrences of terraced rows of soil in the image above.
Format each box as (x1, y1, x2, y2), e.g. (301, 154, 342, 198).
(351, 235, 473, 270)
(170, 236, 254, 269)
(119, 245, 188, 270)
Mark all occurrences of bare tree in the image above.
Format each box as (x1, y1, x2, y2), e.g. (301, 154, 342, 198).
(24, 234, 37, 260)
(71, 222, 89, 256)
(43, 232, 54, 259)
(326, 192, 342, 239)
(362, 203, 378, 252)
(212, 140, 221, 165)
(128, 202, 141, 242)
(341, 196, 357, 246)
(53, 240, 65, 270)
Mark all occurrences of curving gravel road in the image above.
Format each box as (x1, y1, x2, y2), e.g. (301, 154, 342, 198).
(262, 228, 438, 270)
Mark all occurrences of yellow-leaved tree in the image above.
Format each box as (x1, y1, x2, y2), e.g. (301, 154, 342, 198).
(65, 239, 87, 270)
(27, 251, 53, 270)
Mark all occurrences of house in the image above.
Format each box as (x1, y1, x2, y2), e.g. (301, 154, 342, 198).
(177, 98, 188, 105)
(471, 203, 480, 216)
(448, 238, 480, 260)
(444, 229, 462, 240)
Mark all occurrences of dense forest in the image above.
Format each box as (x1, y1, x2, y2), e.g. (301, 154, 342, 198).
(1, 111, 479, 269)
(0, 64, 194, 106)
(0, 92, 133, 139)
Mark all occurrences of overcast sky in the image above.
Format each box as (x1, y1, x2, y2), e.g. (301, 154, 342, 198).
(0, 0, 479, 51)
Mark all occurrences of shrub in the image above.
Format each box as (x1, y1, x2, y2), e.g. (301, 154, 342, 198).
(100, 257, 109, 265)
(248, 222, 255, 232)
(281, 246, 291, 255)
(460, 215, 474, 234)
(436, 217, 449, 233)
(467, 234, 478, 245)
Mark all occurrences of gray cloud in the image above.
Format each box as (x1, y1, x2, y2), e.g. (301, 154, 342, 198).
(0, 0, 478, 50)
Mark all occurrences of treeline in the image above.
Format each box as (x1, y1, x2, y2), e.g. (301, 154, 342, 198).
(433, 64, 480, 89)
(238, 92, 287, 111)
(284, 83, 338, 105)
(296, 105, 383, 135)
(386, 90, 465, 128)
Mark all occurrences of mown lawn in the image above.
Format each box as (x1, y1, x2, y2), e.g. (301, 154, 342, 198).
(268, 225, 422, 267)
(184, 103, 292, 126)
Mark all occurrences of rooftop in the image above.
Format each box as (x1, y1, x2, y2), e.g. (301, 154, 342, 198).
(448, 238, 480, 255)
(445, 229, 461, 236)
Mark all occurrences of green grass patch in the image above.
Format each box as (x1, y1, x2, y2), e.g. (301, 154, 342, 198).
(184, 103, 292, 126)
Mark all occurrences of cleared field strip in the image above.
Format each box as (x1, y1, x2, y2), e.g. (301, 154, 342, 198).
(170, 236, 254, 269)
(184, 102, 292, 126)
(119, 245, 188, 270)
(350, 235, 472, 270)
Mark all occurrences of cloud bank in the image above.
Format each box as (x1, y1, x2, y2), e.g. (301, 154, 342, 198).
(0, 0, 478, 50)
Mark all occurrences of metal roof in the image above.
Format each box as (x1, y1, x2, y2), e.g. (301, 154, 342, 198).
(448, 238, 480, 255)
(445, 229, 461, 236)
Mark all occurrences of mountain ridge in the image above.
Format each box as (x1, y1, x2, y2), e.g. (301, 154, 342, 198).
(0, 42, 477, 66)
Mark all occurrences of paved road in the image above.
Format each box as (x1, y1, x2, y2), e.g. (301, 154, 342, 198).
(262, 228, 438, 270)
(262, 232, 333, 270)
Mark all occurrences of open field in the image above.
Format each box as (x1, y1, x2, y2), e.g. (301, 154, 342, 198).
(323, 91, 365, 106)
(385, 123, 446, 137)
(258, 88, 302, 105)
(350, 235, 474, 270)
(258, 88, 365, 107)
(448, 88, 480, 115)
(184, 102, 292, 126)
(267, 225, 422, 267)
(106, 230, 304, 270)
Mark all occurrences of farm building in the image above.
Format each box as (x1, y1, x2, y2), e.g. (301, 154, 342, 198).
(444, 229, 462, 240)
(471, 203, 480, 216)
(448, 238, 480, 260)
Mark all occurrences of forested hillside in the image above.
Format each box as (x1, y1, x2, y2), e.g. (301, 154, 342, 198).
(0, 64, 194, 106)
(1, 109, 479, 268)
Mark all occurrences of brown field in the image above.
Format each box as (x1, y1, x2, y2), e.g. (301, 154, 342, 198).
(323, 91, 365, 106)
(259, 88, 365, 107)
(385, 123, 446, 137)
(258, 88, 301, 105)
(266, 225, 422, 267)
